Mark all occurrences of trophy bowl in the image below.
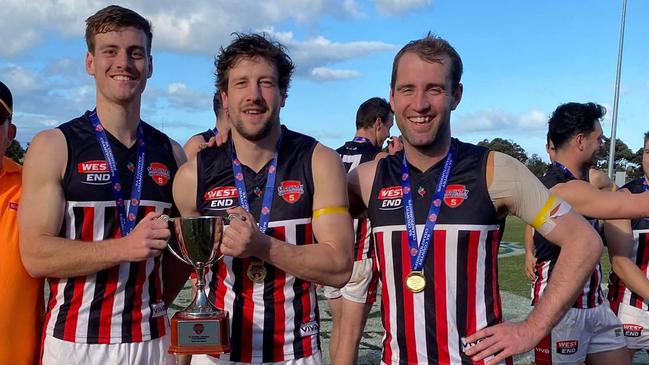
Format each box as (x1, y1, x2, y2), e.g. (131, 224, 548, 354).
(163, 215, 230, 355)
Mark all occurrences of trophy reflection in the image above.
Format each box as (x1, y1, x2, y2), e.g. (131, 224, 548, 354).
(164, 215, 230, 355)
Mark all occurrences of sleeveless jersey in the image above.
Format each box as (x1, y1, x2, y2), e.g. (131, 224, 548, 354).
(197, 128, 217, 143)
(367, 139, 509, 365)
(608, 178, 649, 310)
(196, 126, 319, 363)
(532, 165, 605, 309)
(45, 112, 178, 344)
(336, 140, 380, 260)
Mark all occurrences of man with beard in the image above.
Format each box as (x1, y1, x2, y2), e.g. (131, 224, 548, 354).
(531, 103, 649, 365)
(606, 131, 649, 360)
(172, 33, 354, 364)
(348, 34, 606, 365)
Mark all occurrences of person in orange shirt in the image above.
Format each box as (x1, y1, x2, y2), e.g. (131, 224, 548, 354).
(0, 80, 44, 364)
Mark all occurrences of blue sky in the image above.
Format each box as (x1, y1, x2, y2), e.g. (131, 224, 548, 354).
(2, 0, 648, 160)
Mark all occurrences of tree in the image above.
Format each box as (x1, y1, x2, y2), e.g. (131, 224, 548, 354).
(477, 138, 528, 164)
(5, 140, 25, 164)
(526, 153, 549, 178)
(595, 137, 634, 171)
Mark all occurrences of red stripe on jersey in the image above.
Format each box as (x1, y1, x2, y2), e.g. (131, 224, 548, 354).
(151, 254, 166, 335)
(98, 267, 119, 342)
(41, 280, 59, 363)
(272, 226, 287, 361)
(534, 334, 552, 365)
(238, 258, 255, 362)
(490, 231, 502, 321)
(81, 207, 94, 241)
(99, 223, 121, 342)
(465, 231, 479, 344)
(63, 279, 86, 341)
(399, 231, 418, 362)
(533, 263, 545, 306)
(129, 260, 147, 342)
(214, 261, 227, 310)
(299, 279, 313, 356)
(355, 218, 369, 261)
(433, 230, 450, 364)
(637, 237, 649, 307)
(376, 231, 393, 363)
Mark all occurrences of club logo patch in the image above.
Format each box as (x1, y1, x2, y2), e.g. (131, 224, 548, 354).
(78, 160, 111, 185)
(204, 186, 238, 210)
(623, 324, 643, 337)
(193, 324, 205, 335)
(444, 184, 469, 208)
(378, 186, 403, 210)
(278, 180, 304, 204)
(148, 162, 170, 186)
(556, 340, 578, 355)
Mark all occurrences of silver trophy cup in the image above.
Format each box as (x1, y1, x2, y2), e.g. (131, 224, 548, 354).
(163, 215, 230, 354)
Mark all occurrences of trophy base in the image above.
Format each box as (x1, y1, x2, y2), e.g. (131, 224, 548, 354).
(169, 311, 230, 355)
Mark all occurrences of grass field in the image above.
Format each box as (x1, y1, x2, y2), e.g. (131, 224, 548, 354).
(499, 216, 611, 299)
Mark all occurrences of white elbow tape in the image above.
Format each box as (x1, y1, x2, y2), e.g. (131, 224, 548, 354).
(531, 195, 572, 236)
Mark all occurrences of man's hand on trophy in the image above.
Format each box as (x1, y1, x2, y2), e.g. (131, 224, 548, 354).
(223, 206, 269, 258)
(121, 211, 171, 261)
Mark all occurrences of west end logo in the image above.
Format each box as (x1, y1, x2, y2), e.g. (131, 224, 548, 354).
(278, 180, 304, 204)
(378, 186, 403, 210)
(148, 162, 170, 186)
(204, 186, 238, 210)
(78, 160, 111, 185)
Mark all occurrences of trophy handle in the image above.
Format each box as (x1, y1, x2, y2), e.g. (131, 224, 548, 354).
(160, 215, 193, 266)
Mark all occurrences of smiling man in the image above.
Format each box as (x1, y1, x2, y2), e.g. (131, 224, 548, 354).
(173, 33, 354, 365)
(348, 34, 604, 364)
(19, 6, 188, 365)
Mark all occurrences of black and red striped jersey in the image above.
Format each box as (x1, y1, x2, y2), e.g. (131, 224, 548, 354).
(608, 177, 649, 310)
(337, 140, 380, 261)
(196, 126, 320, 363)
(45, 112, 178, 344)
(367, 139, 510, 365)
(533, 164, 605, 309)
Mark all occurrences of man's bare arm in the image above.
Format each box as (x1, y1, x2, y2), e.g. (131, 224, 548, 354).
(552, 180, 647, 219)
(605, 219, 649, 300)
(222, 144, 355, 287)
(524, 225, 537, 280)
(465, 152, 601, 364)
(19, 130, 169, 278)
(162, 139, 192, 307)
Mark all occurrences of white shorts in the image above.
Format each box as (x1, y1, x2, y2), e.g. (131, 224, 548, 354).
(614, 301, 649, 350)
(191, 351, 322, 365)
(323, 258, 377, 304)
(42, 333, 175, 365)
(534, 301, 626, 364)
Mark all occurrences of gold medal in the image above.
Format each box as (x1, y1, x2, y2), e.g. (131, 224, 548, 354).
(247, 261, 267, 283)
(405, 271, 426, 293)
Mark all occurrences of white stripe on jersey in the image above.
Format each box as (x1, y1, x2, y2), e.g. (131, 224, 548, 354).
(378, 229, 400, 364)
(625, 229, 649, 310)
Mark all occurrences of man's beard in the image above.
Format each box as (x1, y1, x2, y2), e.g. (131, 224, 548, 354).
(233, 118, 275, 142)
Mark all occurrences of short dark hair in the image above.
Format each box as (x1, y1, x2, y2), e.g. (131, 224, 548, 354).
(85, 5, 153, 55)
(356, 97, 391, 130)
(644, 131, 649, 146)
(0, 81, 13, 123)
(216, 33, 295, 97)
(390, 33, 463, 92)
(548, 102, 606, 150)
(213, 91, 223, 117)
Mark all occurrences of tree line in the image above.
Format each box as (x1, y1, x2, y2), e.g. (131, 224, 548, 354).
(477, 137, 645, 179)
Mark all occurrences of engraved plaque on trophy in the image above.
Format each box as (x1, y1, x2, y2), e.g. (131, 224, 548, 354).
(163, 215, 230, 355)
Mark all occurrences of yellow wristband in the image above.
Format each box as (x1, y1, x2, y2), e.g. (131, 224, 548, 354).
(531, 195, 558, 230)
(312, 206, 348, 219)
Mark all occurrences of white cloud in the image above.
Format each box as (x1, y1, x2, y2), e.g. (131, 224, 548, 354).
(374, 0, 432, 16)
(163, 83, 211, 110)
(308, 67, 361, 81)
(454, 108, 548, 134)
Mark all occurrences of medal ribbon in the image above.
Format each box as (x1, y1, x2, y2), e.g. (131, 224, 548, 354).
(552, 161, 576, 180)
(89, 109, 146, 236)
(352, 136, 372, 144)
(212, 126, 219, 137)
(402, 140, 456, 272)
(642, 176, 648, 192)
(231, 134, 282, 234)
